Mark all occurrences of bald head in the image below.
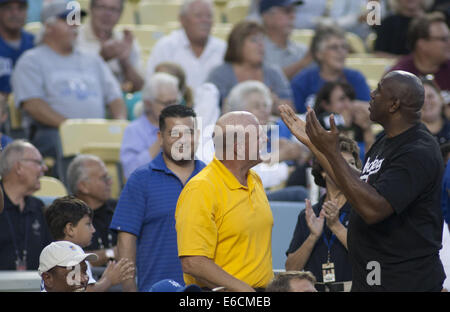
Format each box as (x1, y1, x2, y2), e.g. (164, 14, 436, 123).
(213, 111, 263, 162)
(381, 70, 424, 120)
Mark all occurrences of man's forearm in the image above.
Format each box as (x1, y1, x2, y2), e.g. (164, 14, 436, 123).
(323, 151, 393, 224)
(181, 256, 255, 292)
(117, 232, 137, 292)
(108, 98, 127, 120)
(22, 99, 66, 128)
(120, 59, 144, 92)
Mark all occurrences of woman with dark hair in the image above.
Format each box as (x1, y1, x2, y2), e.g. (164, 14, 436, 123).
(285, 135, 362, 286)
(290, 25, 371, 114)
(207, 20, 293, 112)
(313, 81, 375, 160)
(421, 78, 450, 145)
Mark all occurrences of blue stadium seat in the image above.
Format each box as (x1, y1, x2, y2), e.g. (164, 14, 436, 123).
(270, 201, 305, 271)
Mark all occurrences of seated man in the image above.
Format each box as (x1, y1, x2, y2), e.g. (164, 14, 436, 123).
(145, 0, 226, 90)
(39, 241, 98, 292)
(390, 12, 450, 102)
(260, 0, 312, 80)
(0, 0, 34, 95)
(0, 140, 52, 270)
(11, 0, 127, 159)
(265, 271, 317, 292)
(77, 0, 144, 92)
(67, 154, 118, 266)
(120, 72, 181, 178)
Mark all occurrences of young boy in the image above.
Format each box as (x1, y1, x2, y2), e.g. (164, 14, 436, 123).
(44, 196, 135, 292)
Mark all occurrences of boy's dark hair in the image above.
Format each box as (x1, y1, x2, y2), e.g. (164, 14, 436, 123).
(45, 196, 93, 240)
(159, 104, 196, 132)
(314, 81, 356, 117)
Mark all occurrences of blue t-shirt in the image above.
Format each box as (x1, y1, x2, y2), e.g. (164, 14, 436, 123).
(110, 153, 206, 291)
(290, 65, 371, 113)
(0, 30, 34, 93)
(442, 159, 450, 224)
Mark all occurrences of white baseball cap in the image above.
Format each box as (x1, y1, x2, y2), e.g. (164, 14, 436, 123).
(38, 241, 98, 276)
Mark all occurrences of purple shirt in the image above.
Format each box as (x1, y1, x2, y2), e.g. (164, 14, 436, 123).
(120, 115, 159, 179)
(390, 55, 450, 92)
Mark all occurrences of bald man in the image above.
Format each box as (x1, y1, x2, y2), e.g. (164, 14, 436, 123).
(280, 70, 446, 291)
(175, 112, 274, 292)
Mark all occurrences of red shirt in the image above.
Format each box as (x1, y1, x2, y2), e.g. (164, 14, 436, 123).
(390, 54, 450, 92)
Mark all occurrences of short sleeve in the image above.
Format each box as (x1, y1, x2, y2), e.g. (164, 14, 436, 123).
(286, 210, 309, 256)
(109, 170, 147, 236)
(11, 52, 45, 108)
(175, 181, 218, 258)
(372, 150, 437, 215)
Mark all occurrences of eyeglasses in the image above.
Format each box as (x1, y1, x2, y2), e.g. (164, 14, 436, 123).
(20, 158, 46, 167)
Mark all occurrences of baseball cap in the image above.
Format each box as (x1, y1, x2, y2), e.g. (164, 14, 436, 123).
(40, 0, 86, 24)
(0, 0, 27, 4)
(38, 241, 98, 276)
(148, 279, 202, 292)
(259, 0, 304, 15)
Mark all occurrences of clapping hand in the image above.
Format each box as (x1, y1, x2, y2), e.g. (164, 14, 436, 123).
(279, 105, 311, 147)
(305, 199, 324, 240)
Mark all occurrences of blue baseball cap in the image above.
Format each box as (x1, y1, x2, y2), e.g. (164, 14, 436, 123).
(0, 0, 27, 4)
(259, 0, 304, 14)
(148, 279, 202, 292)
(40, 0, 86, 24)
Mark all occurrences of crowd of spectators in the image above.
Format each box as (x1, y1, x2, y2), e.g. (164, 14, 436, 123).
(0, 0, 449, 293)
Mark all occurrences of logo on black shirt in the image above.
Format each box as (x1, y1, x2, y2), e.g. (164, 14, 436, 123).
(360, 156, 384, 182)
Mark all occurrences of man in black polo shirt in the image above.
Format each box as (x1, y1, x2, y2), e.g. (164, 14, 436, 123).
(280, 70, 446, 291)
(66, 154, 118, 266)
(0, 140, 52, 270)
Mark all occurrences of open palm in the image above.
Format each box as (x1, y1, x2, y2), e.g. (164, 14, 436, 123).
(305, 199, 324, 238)
(279, 105, 311, 147)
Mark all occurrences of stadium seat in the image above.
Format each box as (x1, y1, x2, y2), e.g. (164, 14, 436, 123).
(56, 119, 129, 190)
(290, 29, 315, 47)
(24, 22, 42, 35)
(33, 176, 68, 198)
(115, 24, 167, 51)
(345, 32, 366, 54)
(345, 57, 396, 90)
(224, 0, 250, 24)
(365, 32, 377, 53)
(118, 1, 139, 25)
(80, 143, 124, 199)
(138, 2, 182, 26)
(211, 23, 233, 41)
(270, 201, 305, 271)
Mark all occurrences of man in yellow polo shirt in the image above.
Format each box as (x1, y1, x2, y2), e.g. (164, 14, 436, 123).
(175, 111, 274, 292)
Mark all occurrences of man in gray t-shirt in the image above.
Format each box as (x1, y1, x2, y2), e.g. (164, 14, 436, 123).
(260, 0, 313, 80)
(11, 0, 126, 159)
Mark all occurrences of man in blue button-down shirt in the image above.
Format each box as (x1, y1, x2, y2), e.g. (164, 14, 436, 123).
(111, 105, 205, 292)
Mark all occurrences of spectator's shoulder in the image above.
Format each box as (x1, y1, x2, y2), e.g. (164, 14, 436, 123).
(291, 65, 319, 83)
(26, 195, 45, 211)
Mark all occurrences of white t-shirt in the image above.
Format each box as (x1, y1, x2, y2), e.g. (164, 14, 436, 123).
(146, 29, 226, 90)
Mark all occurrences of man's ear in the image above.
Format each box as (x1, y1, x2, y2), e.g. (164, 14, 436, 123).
(42, 272, 53, 291)
(389, 98, 401, 113)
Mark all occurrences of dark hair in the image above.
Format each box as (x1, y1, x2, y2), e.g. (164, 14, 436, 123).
(224, 20, 264, 63)
(311, 135, 362, 187)
(266, 271, 316, 292)
(407, 12, 447, 51)
(159, 104, 196, 132)
(310, 25, 346, 63)
(314, 81, 356, 116)
(45, 196, 93, 240)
